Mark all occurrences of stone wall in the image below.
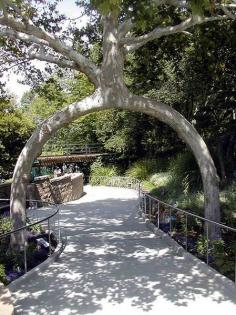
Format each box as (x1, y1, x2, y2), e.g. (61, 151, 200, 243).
(29, 173, 84, 204)
(50, 174, 72, 204)
(0, 173, 84, 205)
(71, 173, 84, 201)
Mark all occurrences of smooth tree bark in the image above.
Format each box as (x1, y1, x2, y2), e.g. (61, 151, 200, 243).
(1, 0, 235, 246)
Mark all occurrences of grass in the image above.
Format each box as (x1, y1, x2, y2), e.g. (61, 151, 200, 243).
(142, 171, 236, 225)
(126, 156, 236, 224)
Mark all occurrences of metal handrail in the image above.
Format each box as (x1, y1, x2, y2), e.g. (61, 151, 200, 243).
(88, 175, 236, 283)
(0, 199, 59, 239)
(145, 193, 236, 233)
(0, 199, 61, 279)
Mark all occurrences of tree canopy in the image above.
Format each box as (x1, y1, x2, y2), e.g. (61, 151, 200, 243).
(1, 0, 236, 239)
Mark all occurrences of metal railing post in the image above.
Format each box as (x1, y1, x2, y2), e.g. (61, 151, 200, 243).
(149, 197, 152, 220)
(23, 233, 27, 274)
(169, 208, 172, 234)
(144, 195, 147, 215)
(206, 222, 209, 265)
(141, 193, 144, 212)
(58, 206, 61, 244)
(157, 201, 160, 229)
(48, 218, 51, 256)
(235, 252, 236, 284)
(185, 214, 188, 251)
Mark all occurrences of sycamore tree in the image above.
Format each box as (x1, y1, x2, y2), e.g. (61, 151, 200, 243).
(0, 0, 236, 246)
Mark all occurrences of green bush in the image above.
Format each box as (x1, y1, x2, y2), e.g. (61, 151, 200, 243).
(168, 151, 202, 194)
(90, 157, 119, 185)
(149, 172, 172, 188)
(0, 217, 12, 259)
(0, 217, 12, 235)
(125, 159, 160, 180)
(0, 264, 7, 285)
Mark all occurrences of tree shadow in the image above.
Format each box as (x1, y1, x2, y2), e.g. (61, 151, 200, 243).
(10, 186, 236, 314)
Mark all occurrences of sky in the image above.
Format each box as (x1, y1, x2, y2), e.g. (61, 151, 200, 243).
(3, 0, 88, 102)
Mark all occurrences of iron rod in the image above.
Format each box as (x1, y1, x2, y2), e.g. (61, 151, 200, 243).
(144, 195, 147, 215)
(48, 218, 51, 256)
(235, 252, 236, 284)
(206, 222, 209, 265)
(149, 197, 152, 220)
(185, 214, 188, 251)
(58, 207, 60, 244)
(23, 234, 27, 274)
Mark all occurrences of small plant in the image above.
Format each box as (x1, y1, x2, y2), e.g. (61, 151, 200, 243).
(30, 223, 44, 233)
(0, 216, 12, 234)
(125, 159, 159, 180)
(0, 264, 7, 285)
(90, 157, 118, 180)
(169, 151, 202, 194)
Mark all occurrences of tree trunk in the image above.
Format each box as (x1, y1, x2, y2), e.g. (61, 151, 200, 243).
(10, 89, 105, 249)
(124, 93, 221, 239)
(217, 141, 227, 182)
(10, 88, 221, 248)
(10, 12, 221, 249)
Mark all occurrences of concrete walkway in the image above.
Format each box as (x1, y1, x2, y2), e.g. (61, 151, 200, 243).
(10, 186, 236, 314)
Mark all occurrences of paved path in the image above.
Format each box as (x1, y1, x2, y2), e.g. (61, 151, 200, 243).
(10, 186, 236, 314)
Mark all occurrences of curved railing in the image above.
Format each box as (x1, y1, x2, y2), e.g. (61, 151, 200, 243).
(88, 175, 236, 283)
(88, 175, 141, 191)
(0, 199, 62, 283)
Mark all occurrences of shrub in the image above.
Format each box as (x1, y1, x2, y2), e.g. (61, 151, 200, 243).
(90, 157, 119, 185)
(0, 217, 12, 235)
(125, 159, 160, 180)
(149, 172, 172, 188)
(0, 264, 7, 285)
(169, 151, 202, 193)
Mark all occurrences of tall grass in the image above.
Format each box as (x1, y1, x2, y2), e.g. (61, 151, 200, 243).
(168, 151, 202, 193)
(125, 158, 166, 180)
(90, 157, 119, 179)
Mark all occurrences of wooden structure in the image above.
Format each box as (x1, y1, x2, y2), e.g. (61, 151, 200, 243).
(34, 153, 110, 167)
(33, 143, 111, 167)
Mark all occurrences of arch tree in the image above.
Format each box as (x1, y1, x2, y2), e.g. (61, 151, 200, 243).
(1, 0, 236, 246)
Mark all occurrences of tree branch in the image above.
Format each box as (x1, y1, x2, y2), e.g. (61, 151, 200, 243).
(122, 15, 229, 52)
(0, 59, 30, 71)
(0, 15, 100, 86)
(28, 48, 78, 70)
(0, 26, 49, 46)
(118, 19, 133, 39)
(220, 4, 236, 19)
(153, 0, 187, 7)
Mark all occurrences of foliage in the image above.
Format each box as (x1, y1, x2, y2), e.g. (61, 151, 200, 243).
(189, 0, 212, 16)
(90, 157, 118, 177)
(0, 216, 12, 235)
(168, 151, 202, 194)
(0, 264, 7, 285)
(149, 172, 172, 188)
(0, 97, 34, 179)
(125, 159, 160, 180)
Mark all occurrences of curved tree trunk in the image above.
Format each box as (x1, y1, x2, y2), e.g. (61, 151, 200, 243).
(10, 87, 220, 249)
(9, 11, 221, 250)
(124, 93, 220, 239)
(10, 89, 105, 249)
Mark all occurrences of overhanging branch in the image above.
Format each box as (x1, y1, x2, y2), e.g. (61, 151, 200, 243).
(0, 15, 100, 86)
(122, 15, 229, 52)
(28, 50, 78, 70)
(0, 27, 49, 46)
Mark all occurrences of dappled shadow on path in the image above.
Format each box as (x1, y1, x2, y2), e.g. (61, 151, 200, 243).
(11, 187, 236, 314)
